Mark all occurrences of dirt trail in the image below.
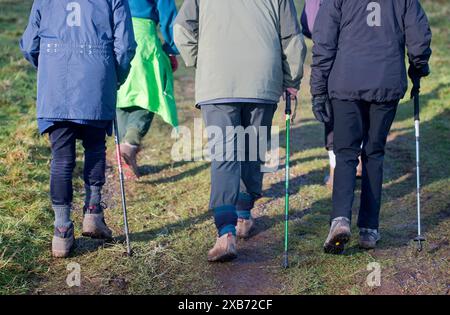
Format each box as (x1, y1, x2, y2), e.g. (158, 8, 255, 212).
(210, 165, 309, 295)
(211, 204, 285, 295)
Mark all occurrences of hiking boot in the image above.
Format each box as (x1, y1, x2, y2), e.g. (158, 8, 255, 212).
(324, 166, 335, 188)
(120, 143, 140, 178)
(324, 217, 351, 254)
(82, 205, 113, 240)
(236, 217, 254, 239)
(359, 228, 381, 249)
(207, 232, 237, 262)
(52, 224, 75, 258)
(356, 156, 363, 178)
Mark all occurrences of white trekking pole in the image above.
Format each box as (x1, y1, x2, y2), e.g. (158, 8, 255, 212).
(412, 90, 425, 252)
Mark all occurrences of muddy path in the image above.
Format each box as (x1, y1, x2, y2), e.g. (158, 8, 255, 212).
(211, 204, 285, 295)
(210, 159, 311, 295)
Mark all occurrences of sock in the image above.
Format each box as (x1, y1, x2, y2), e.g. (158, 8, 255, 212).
(53, 205, 72, 229)
(328, 150, 336, 168)
(237, 210, 251, 220)
(236, 192, 254, 220)
(214, 205, 237, 237)
(219, 224, 236, 237)
(85, 185, 102, 207)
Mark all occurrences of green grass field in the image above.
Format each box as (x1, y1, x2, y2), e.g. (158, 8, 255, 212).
(0, 0, 448, 295)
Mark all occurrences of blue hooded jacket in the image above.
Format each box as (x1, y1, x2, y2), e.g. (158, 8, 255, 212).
(129, 0, 179, 55)
(20, 0, 137, 122)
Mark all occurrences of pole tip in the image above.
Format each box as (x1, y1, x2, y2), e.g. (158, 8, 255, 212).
(123, 248, 133, 257)
(413, 236, 426, 252)
(283, 253, 289, 269)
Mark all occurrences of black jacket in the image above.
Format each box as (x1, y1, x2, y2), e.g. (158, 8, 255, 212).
(310, 0, 432, 102)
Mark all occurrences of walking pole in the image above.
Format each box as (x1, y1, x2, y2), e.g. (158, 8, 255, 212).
(412, 91, 425, 252)
(283, 92, 292, 269)
(113, 118, 132, 256)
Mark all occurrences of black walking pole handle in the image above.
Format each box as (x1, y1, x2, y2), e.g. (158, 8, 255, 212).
(411, 77, 421, 121)
(414, 93, 420, 121)
(285, 91, 292, 115)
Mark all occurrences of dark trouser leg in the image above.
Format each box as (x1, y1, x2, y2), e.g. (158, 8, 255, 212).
(80, 126, 107, 208)
(49, 124, 77, 206)
(325, 120, 334, 152)
(325, 120, 336, 185)
(358, 101, 398, 229)
(202, 104, 241, 236)
(331, 100, 366, 221)
(116, 107, 129, 142)
(49, 123, 78, 228)
(238, 104, 277, 218)
(116, 107, 154, 146)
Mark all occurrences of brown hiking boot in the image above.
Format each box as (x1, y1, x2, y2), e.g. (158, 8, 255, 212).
(236, 218, 254, 239)
(356, 156, 363, 178)
(82, 206, 113, 240)
(359, 228, 381, 249)
(207, 232, 237, 262)
(52, 224, 75, 258)
(120, 143, 140, 178)
(324, 166, 335, 189)
(323, 217, 351, 254)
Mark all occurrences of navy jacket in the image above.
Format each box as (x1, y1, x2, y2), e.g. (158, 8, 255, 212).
(129, 0, 179, 55)
(310, 0, 432, 102)
(20, 0, 137, 121)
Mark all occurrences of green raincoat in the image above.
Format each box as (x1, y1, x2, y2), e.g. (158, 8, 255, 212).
(117, 17, 178, 127)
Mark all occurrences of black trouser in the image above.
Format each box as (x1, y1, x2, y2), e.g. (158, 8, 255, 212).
(325, 121, 334, 151)
(49, 122, 107, 206)
(331, 99, 398, 229)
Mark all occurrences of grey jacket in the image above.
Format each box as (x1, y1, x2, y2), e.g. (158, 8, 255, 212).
(174, 0, 307, 105)
(310, 0, 432, 102)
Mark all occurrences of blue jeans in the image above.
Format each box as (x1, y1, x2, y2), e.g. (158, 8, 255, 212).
(48, 122, 107, 206)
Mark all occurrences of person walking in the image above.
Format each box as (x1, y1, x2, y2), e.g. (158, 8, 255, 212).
(174, 0, 307, 262)
(20, 0, 136, 258)
(116, 0, 180, 179)
(310, 0, 431, 253)
(301, 0, 362, 188)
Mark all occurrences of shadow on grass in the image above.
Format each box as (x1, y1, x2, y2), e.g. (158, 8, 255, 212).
(394, 82, 449, 124)
(138, 160, 194, 177)
(120, 211, 212, 243)
(139, 162, 209, 185)
(114, 166, 328, 246)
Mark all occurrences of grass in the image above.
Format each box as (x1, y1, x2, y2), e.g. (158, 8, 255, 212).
(0, 0, 449, 295)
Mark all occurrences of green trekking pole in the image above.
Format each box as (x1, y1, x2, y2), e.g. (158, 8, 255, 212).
(283, 92, 292, 269)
